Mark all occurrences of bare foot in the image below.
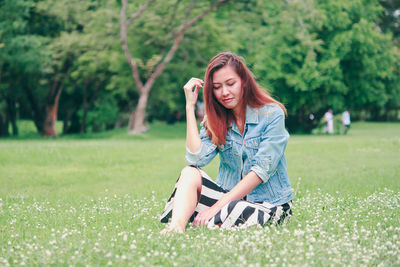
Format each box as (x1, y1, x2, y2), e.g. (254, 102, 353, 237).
(160, 224, 184, 235)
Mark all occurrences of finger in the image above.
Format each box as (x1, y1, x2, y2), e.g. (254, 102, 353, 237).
(190, 78, 203, 83)
(197, 218, 203, 226)
(187, 78, 203, 87)
(189, 85, 202, 95)
(184, 78, 199, 87)
(195, 214, 206, 226)
(194, 85, 201, 95)
(184, 80, 202, 92)
(193, 214, 203, 227)
(195, 214, 203, 226)
(200, 218, 208, 226)
(193, 79, 204, 86)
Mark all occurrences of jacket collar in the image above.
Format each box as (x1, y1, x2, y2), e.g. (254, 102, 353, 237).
(229, 106, 259, 134)
(245, 106, 259, 124)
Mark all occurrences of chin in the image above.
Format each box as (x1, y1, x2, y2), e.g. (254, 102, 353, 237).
(226, 104, 238, 110)
(221, 104, 233, 110)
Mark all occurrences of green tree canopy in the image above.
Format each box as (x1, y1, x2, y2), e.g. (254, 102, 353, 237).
(0, 0, 398, 136)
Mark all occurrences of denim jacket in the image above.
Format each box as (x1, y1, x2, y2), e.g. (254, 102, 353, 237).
(186, 104, 294, 204)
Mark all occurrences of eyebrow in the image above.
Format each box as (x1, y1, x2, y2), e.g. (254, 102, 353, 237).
(213, 78, 236, 85)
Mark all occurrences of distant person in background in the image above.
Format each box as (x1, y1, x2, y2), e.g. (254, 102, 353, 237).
(342, 110, 351, 134)
(324, 109, 334, 134)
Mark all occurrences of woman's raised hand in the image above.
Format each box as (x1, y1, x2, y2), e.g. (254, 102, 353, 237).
(183, 78, 204, 109)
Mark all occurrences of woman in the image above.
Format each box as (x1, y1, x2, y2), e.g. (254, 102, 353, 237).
(160, 52, 294, 233)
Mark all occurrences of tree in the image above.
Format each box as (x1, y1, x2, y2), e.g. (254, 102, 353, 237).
(10, 0, 122, 136)
(55, 1, 122, 134)
(0, 0, 56, 136)
(224, 0, 399, 132)
(378, 0, 400, 45)
(120, 0, 230, 134)
(2, 0, 398, 137)
(33, 0, 106, 136)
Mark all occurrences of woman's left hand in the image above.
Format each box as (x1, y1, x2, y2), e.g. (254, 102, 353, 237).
(193, 206, 220, 227)
(193, 172, 262, 227)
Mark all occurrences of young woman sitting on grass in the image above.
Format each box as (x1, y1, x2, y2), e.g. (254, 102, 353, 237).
(160, 52, 294, 233)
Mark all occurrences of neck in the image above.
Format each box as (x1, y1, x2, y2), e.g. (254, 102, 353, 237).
(232, 106, 245, 134)
(232, 105, 244, 121)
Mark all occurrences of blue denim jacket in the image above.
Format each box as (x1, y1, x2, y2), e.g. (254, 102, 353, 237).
(186, 104, 294, 204)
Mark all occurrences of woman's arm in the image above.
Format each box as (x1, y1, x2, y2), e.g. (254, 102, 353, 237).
(250, 106, 289, 183)
(186, 104, 201, 153)
(183, 78, 203, 153)
(184, 78, 218, 167)
(193, 171, 262, 226)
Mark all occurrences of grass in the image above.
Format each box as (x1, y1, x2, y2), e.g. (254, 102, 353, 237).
(0, 121, 399, 266)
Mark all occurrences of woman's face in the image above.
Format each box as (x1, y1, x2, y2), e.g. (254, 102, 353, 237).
(212, 66, 242, 113)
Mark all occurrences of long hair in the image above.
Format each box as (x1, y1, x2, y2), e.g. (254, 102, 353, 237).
(203, 52, 286, 146)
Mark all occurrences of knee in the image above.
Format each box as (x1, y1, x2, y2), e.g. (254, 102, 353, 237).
(180, 166, 201, 180)
(178, 166, 201, 187)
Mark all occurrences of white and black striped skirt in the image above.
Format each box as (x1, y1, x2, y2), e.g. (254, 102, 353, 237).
(160, 169, 292, 229)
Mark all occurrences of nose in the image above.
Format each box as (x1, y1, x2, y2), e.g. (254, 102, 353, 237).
(221, 85, 229, 96)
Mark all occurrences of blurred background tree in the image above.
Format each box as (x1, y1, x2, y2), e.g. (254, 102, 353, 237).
(0, 0, 398, 137)
(120, 0, 231, 134)
(0, 0, 54, 136)
(223, 0, 399, 132)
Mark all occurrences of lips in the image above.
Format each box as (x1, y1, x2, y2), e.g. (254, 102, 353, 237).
(222, 98, 234, 103)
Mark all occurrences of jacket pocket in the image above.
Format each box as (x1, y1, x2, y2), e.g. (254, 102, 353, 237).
(244, 136, 261, 158)
(219, 140, 234, 163)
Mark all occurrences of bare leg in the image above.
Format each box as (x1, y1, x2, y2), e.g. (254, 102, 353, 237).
(161, 166, 202, 234)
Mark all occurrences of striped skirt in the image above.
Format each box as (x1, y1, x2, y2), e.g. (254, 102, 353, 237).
(160, 169, 292, 229)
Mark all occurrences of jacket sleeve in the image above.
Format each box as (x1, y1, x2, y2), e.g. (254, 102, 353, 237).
(250, 106, 289, 183)
(185, 123, 218, 167)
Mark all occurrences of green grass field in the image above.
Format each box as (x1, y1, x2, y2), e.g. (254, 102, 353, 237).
(1, 121, 399, 266)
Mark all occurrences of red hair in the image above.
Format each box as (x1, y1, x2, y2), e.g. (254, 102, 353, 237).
(203, 52, 286, 146)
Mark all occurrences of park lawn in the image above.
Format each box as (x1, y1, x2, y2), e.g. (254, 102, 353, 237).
(0, 121, 399, 266)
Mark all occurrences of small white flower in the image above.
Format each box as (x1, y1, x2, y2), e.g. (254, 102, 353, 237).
(294, 230, 305, 237)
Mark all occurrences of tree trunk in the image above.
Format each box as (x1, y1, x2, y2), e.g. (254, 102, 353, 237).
(128, 110, 135, 130)
(43, 105, 58, 136)
(63, 109, 71, 134)
(0, 114, 9, 137)
(121, 0, 228, 134)
(0, 66, 6, 137)
(10, 114, 18, 136)
(129, 90, 150, 134)
(80, 81, 88, 134)
(4, 96, 18, 136)
(6, 98, 18, 136)
(42, 86, 62, 137)
(23, 83, 45, 134)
